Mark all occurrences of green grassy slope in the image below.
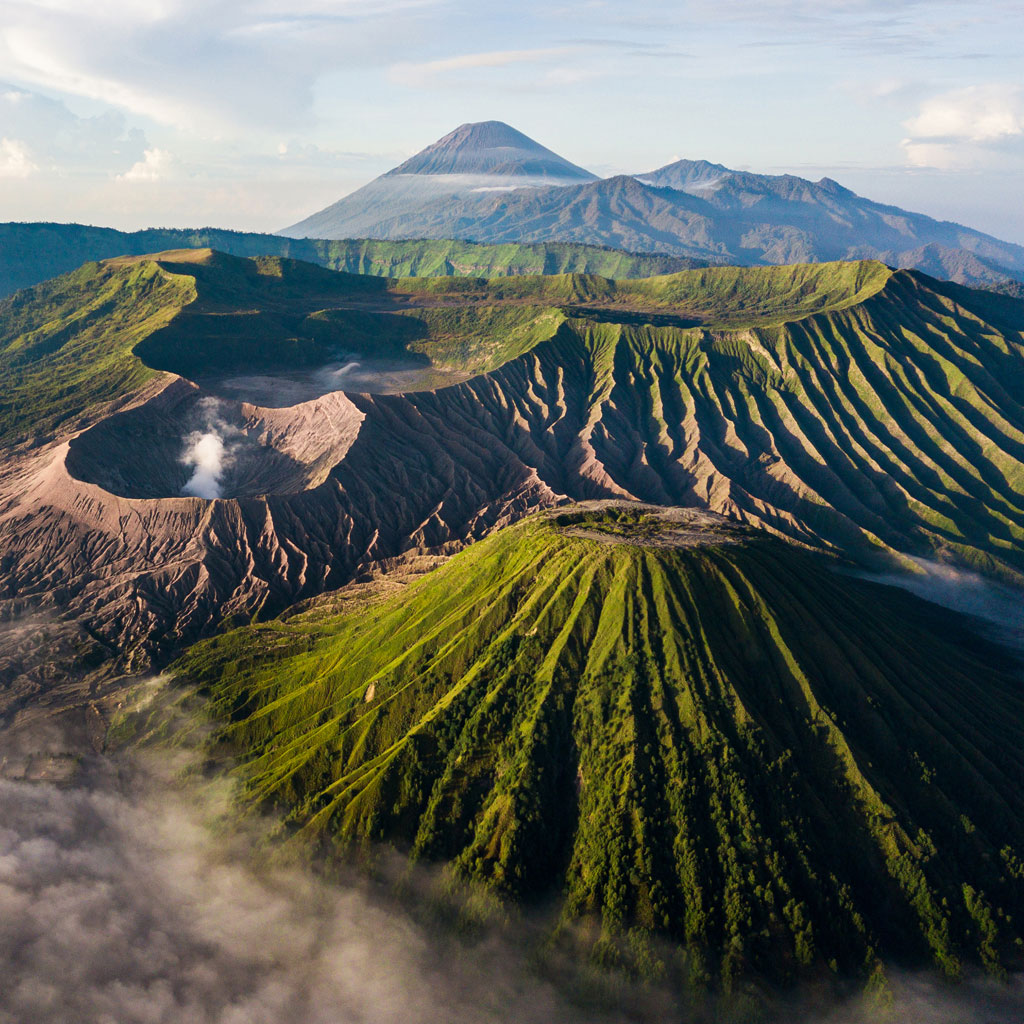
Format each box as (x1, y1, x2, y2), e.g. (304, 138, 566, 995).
(164, 510, 1024, 988)
(0, 258, 195, 444)
(0, 222, 702, 299)
(390, 259, 892, 328)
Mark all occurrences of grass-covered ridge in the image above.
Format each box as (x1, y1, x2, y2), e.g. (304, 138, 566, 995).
(0, 257, 196, 444)
(0, 222, 704, 299)
(391, 259, 894, 328)
(161, 510, 1024, 989)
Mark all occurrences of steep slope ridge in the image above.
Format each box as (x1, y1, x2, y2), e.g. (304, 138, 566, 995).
(4, 253, 1024, 684)
(164, 508, 1024, 986)
(282, 123, 1024, 287)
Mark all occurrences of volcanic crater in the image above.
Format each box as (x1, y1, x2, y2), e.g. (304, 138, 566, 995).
(65, 379, 364, 500)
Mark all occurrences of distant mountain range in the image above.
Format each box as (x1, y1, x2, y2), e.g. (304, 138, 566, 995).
(282, 121, 1024, 288)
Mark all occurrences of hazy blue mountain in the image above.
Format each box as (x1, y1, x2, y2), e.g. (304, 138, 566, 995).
(281, 123, 1024, 287)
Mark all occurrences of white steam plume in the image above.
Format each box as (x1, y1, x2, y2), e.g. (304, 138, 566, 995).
(180, 430, 228, 499)
(180, 399, 239, 500)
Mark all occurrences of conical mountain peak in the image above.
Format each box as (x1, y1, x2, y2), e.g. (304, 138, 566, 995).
(387, 120, 596, 180)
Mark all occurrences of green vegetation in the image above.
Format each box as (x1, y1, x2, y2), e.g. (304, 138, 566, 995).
(0, 222, 702, 299)
(155, 512, 1024, 989)
(0, 249, 898, 445)
(0, 258, 194, 444)
(553, 507, 669, 540)
(391, 260, 893, 328)
(622, 260, 893, 327)
(404, 305, 566, 371)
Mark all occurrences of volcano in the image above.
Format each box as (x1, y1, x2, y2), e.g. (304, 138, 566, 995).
(282, 121, 596, 241)
(167, 505, 1024, 986)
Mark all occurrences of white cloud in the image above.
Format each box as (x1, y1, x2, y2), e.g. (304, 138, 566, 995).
(117, 147, 173, 182)
(901, 84, 1024, 168)
(905, 84, 1024, 143)
(0, 136, 35, 177)
(0, 1, 443, 133)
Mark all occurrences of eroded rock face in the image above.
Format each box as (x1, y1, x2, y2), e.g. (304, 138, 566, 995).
(0, 371, 564, 676)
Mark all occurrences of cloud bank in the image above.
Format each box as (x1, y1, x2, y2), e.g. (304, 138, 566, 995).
(0, 748, 635, 1024)
(902, 84, 1024, 168)
(1, 676, 1022, 1024)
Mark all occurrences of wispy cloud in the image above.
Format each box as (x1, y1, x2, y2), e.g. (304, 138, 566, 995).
(390, 47, 572, 86)
(0, 0, 442, 132)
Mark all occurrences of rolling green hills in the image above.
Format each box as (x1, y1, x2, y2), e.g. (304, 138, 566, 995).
(0, 222, 701, 299)
(158, 507, 1024, 989)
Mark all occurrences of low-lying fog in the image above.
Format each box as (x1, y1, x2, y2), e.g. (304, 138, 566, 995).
(193, 358, 471, 408)
(1, 739, 631, 1024)
(857, 555, 1024, 652)
(3, 692, 1023, 1024)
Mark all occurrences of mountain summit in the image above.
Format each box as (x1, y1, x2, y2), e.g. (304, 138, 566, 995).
(281, 121, 596, 240)
(386, 120, 596, 180)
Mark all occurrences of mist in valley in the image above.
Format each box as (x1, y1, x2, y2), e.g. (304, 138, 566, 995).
(1, 680, 1022, 1024)
(857, 556, 1024, 653)
(192, 357, 470, 409)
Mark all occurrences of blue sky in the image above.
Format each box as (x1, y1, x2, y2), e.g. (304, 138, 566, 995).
(0, 0, 1021, 241)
